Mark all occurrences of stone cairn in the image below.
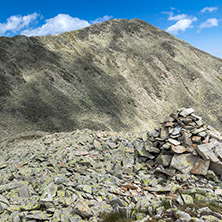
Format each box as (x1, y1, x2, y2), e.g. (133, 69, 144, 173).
(0, 108, 222, 221)
(137, 107, 222, 178)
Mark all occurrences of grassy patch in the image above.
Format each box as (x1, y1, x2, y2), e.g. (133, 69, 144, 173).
(101, 212, 133, 222)
(193, 200, 222, 213)
(181, 189, 208, 199)
(161, 199, 171, 210)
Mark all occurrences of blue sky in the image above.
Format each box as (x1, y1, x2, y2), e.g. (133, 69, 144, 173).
(0, 0, 222, 58)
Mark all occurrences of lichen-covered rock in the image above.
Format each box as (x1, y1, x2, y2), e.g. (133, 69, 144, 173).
(74, 199, 92, 218)
(181, 194, 194, 205)
(20, 196, 40, 210)
(174, 209, 191, 221)
(170, 153, 198, 174)
(0, 109, 222, 221)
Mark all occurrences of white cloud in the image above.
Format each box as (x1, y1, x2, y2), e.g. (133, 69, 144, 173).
(166, 17, 197, 34)
(201, 7, 218, 14)
(21, 14, 113, 36)
(170, 7, 176, 11)
(168, 13, 188, 21)
(21, 14, 90, 36)
(0, 13, 38, 35)
(198, 18, 219, 32)
(91, 15, 113, 24)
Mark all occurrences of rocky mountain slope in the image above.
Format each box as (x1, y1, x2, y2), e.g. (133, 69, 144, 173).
(0, 19, 222, 138)
(1, 108, 222, 221)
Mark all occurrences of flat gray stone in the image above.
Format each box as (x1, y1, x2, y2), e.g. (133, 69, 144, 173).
(196, 143, 219, 162)
(18, 185, 30, 197)
(170, 153, 198, 174)
(21, 196, 40, 210)
(175, 209, 191, 221)
(168, 138, 180, 146)
(156, 154, 173, 167)
(154, 168, 175, 177)
(179, 108, 195, 117)
(0, 182, 23, 193)
(210, 162, 222, 175)
(144, 142, 160, 153)
(191, 158, 210, 175)
(25, 210, 51, 220)
(192, 126, 207, 134)
(172, 126, 182, 135)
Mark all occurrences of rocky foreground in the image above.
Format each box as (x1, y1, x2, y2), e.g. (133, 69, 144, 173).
(1, 108, 222, 221)
(1, 19, 222, 138)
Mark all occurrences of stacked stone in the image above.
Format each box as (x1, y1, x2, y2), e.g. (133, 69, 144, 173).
(136, 108, 222, 177)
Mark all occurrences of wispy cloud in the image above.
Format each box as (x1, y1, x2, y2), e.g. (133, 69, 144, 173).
(168, 13, 188, 21)
(0, 13, 39, 35)
(91, 15, 113, 24)
(166, 13, 197, 34)
(201, 7, 218, 14)
(197, 18, 219, 33)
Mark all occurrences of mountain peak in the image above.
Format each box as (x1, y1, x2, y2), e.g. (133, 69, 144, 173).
(0, 19, 222, 138)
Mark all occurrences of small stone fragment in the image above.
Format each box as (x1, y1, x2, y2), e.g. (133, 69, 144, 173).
(161, 143, 171, 150)
(171, 145, 186, 154)
(74, 150, 89, 156)
(54, 175, 68, 185)
(144, 142, 160, 153)
(208, 126, 222, 141)
(160, 127, 168, 139)
(93, 139, 102, 150)
(198, 131, 207, 138)
(192, 136, 201, 144)
(154, 168, 175, 177)
(149, 129, 160, 138)
(172, 126, 182, 136)
(74, 199, 92, 218)
(176, 194, 184, 205)
(192, 126, 207, 135)
(206, 170, 219, 182)
(181, 194, 193, 205)
(201, 215, 220, 222)
(168, 138, 180, 146)
(25, 210, 51, 220)
(156, 154, 172, 167)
